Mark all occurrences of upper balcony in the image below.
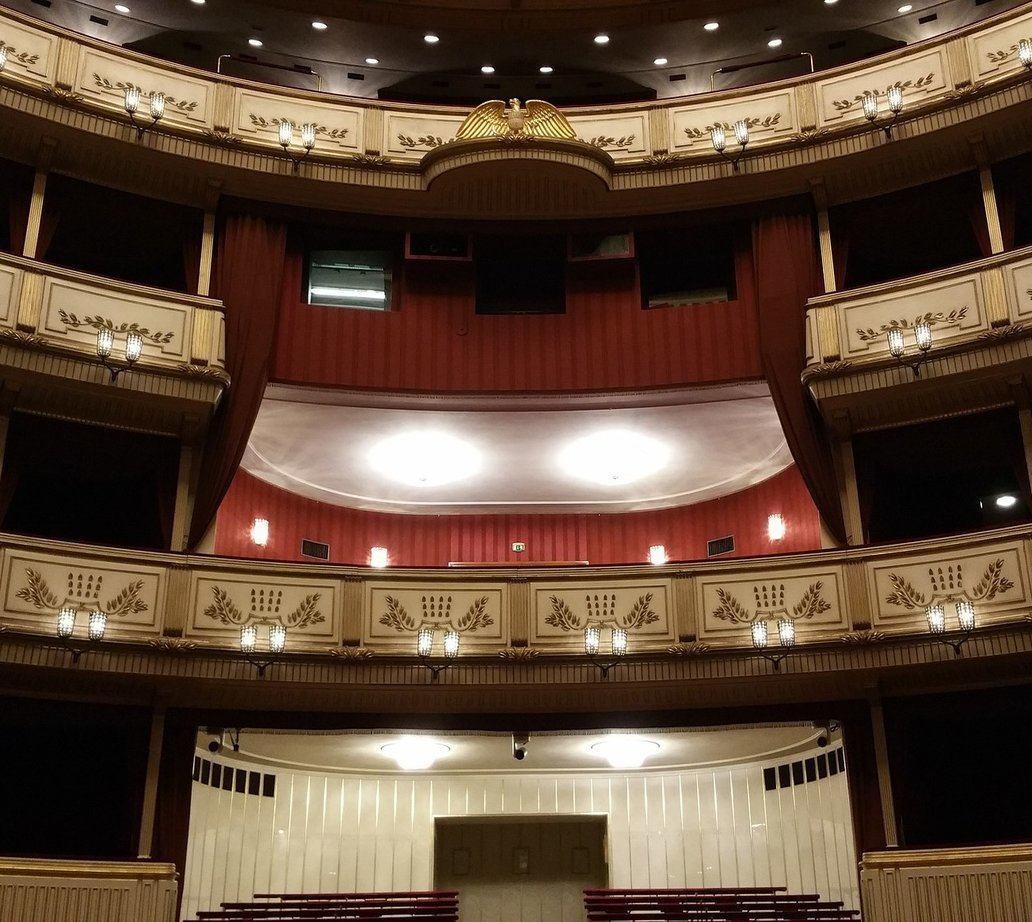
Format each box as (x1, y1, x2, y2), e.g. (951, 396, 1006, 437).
(0, 4, 1031, 216)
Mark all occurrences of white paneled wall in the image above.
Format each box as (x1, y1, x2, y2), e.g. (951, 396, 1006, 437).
(182, 745, 859, 920)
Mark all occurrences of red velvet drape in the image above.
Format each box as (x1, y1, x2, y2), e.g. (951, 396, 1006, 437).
(751, 204, 846, 543)
(152, 713, 198, 919)
(189, 213, 288, 546)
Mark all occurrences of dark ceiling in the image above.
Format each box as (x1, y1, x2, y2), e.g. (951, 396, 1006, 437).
(2, 0, 1022, 104)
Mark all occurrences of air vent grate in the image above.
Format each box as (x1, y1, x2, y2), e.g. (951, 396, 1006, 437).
(707, 535, 735, 557)
(301, 539, 330, 560)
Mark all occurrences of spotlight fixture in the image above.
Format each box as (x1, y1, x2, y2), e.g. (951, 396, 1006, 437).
(415, 624, 459, 682)
(1020, 38, 1032, 69)
(239, 623, 285, 675)
(539, 65, 554, 74)
(767, 513, 786, 542)
(653, 57, 668, 66)
(648, 544, 668, 566)
(704, 21, 719, 31)
(365, 57, 379, 65)
(591, 736, 660, 769)
(311, 20, 327, 30)
(481, 65, 495, 74)
(861, 87, 904, 138)
(897, 4, 912, 13)
(53, 605, 107, 662)
(751, 619, 795, 671)
(115, 4, 130, 13)
(424, 33, 440, 44)
(369, 546, 390, 568)
(250, 517, 269, 547)
(886, 322, 932, 377)
(927, 599, 978, 655)
(248, 37, 263, 47)
(583, 624, 628, 679)
(381, 737, 450, 770)
(278, 119, 316, 173)
(95, 328, 142, 381)
(594, 34, 610, 45)
(711, 119, 750, 172)
(996, 494, 1018, 509)
(122, 85, 165, 140)
(768, 38, 783, 49)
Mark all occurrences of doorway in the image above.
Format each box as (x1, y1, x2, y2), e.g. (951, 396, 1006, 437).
(434, 816, 607, 922)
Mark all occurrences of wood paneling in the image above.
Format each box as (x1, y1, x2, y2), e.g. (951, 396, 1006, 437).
(214, 467, 820, 567)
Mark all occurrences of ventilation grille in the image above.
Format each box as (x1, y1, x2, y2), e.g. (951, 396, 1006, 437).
(707, 535, 735, 557)
(193, 756, 275, 798)
(301, 538, 330, 560)
(763, 747, 845, 792)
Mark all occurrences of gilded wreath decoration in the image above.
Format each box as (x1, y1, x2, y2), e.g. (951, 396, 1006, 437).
(855, 308, 967, 343)
(58, 310, 175, 345)
(16, 568, 148, 618)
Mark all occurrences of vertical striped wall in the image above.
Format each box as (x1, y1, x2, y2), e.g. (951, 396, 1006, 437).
(214, 466, 820, 567)
(272, 250, 762, 392)
(182, 746, 859, 920)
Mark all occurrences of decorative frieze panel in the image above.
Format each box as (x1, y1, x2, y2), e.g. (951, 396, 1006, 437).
(696, 568, 847, 644)
(365, 583, 507, 648)
(234, 89, 362, 153)
(669, 90, 797, 151)
(0, 16, 57, 87)
(869, 540, 1029, 631)
(1003, 253, 1032, 321)
(529, 581, 674, 649)
(968, 7, 1032, 82)
(187, 573, 338, 646)
(384, 112, 463, 159)
(816, 49, 950, 125)
(0, 549, 164, 637)
(568, 113, 649, 160)
(72, 47, 215, 129)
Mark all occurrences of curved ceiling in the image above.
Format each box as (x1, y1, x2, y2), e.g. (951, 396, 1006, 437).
(212, 724, 830, 774)
(242, 383, 792, 514)
(4, 0, 1021, 103)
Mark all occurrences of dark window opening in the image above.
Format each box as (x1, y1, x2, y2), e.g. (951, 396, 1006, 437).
(475, 234, 565, 314)
(854, 408, 1031, 544)
(42, 175, 203, 292)
(300, 228, 401, 310)
(637, 224, 737, 309)
(992, 151, 1032, 250)
(0, 157, 33, 255)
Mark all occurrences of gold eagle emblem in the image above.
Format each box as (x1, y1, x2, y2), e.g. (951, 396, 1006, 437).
(455, 98, 577, 142)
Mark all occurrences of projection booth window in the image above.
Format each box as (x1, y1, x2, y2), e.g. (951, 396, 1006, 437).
(306, 249, 393, 310)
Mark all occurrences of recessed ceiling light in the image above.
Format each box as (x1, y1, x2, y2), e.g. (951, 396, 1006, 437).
(381, 738, 450, 771)
(311, 20, 327, 30)
(824, 0, 838, 4)
(594, 33, 610, 45)
(591, 736, 660, 770)
(768, 37, 783, 48)
(558, 430, 669, 486)
(996, 494, 1018, 509)
(115, 4, 130, 12)
(190, 0, 205, 4)
(704, 21, 719, 31)
(539, 65, 553, 73)
(365, 57, 379, 65)
(424, 32, 440, 44)
(248, 37, 263, 47)
(369, 432, 481, 487)
(897, 3, 912, 11)
(481, 65, 495, 74)
(653, 57, 668, 65)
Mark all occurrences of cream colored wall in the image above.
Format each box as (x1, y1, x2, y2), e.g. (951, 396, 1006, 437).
(181, 744, 859, 920)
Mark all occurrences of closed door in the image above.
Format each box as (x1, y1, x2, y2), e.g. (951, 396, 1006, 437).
(435, 818, 607, 922)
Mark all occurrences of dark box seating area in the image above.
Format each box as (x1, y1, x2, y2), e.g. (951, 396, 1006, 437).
(188, 890, 459, 921)
(583, 887, 861, 921)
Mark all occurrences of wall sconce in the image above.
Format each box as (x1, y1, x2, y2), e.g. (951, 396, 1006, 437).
(710, 120, 749, 172)
(239, 623, 285, 676)
(927, 600, 977, 656)
(767, 513, 786, 542)
(53, 605, 106, 662)
(886, 322, 932, 377)
(751, 618, 795, 671)
(96, 329, 142, 381)
(862, 87, 903, 138)
(250, 517, 270, 547)
(584, 623, 628, 679)
(279, 120, 316, 173)
(1019, 38, 1032, 69)
(416, 624, 459, 682)
(369, 546, 390, 569)
(123, 85, 165, 140)
(648, 545, 668, 566)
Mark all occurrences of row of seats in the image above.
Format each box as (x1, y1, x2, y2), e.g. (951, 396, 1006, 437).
(584, 887, 861, 921)
(189, 890, 459, 921)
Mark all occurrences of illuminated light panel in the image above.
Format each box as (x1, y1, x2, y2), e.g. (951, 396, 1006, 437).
(768, 37, 783, 48)
(381, 737, 450, 770)
(250, 517, 270, 546)
(558, 430, 669, 486)
(648, 544, 668, 566)
(704, 21, 719, 31)
(369, 546, 390, 568)
(653, 57, 668, 66)
(768, 513, 786, 541)
(591, 736, 660, 769)
(369, 432, 482, 487)
(996, 494, 1018, 509)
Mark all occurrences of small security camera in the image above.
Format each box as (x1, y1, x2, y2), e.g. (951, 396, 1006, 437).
(817, 734, 829, 748)
(207, 737, 222, 753)
(206, 728, 224, 753)
(512, 732, 529, 761)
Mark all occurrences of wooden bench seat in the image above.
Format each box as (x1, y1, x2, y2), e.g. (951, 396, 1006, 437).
(186, 890, 458, 922)
(583, 887, 860, 922)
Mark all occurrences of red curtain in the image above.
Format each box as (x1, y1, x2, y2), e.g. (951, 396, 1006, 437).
(189, 213, 288, 546)
(152, 712, 197, 919)
(751, 204, 846, 543)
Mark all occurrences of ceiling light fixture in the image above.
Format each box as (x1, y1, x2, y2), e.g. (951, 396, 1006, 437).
(115, 4, 130, 13)
(594, 34, 610, 45)
(897, 4, 912, 12)
(424, 33, 440, 44)
(369, 432, 481, 487)
(653, 57, 668, 66)
(365, 57, 379, 65)
(704, 21, 719, 31)
(190, 0, 205, 4)
(996, 494, 1018, 509)
(311, 20, 327, 30)
(481, 65, 495, 74)
(382, 738, 450, 771)
(248, 37, 263, 48)
(591, 736, 660, 770)
(539, 65, 554, 74)
(558, 430, 668, 486)
(768, 37, 783, 48)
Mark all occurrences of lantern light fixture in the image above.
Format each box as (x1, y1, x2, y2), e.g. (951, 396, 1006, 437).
(1020, 38, 1032, 68)
(239, 623, 285, 675)
(711, 120, 749, 172)
(443, 629, 461, 659)
(584, 624, 628, 678)
(369, 546, 390, 569)
(927, 600, 978, 655)
(52, 604, 107, 661)
(250, 517, 270, 547)
(415, 624, 458, 682)
(862, 88, 904, 138)
(95, 329, 142, 381)
(768, 513, 786, 542)
(87, 610, 107, 642)
(278, 119, 317, 173)
(0, 45, 8, 72)
(887, 322, 932, 377)
(751, 618, 795, 671)
(123, 85, 165, 140)
(648, 544, 668, 566)
(56, 606, 76, 640)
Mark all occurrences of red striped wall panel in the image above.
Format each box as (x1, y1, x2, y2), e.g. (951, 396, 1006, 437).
(214, 466, 819, 567)
(272, 248, 762, 392)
